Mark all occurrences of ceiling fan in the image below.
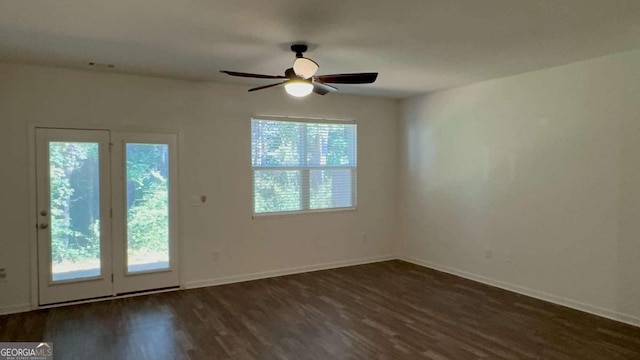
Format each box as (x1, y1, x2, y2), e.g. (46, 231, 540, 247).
(221, 44, 378, 97)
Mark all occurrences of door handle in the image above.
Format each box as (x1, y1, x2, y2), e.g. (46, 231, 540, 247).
(39, 223, 49, 229)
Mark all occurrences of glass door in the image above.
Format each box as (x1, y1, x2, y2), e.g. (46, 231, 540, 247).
(36, 128, 113, 305)
(36, 129, 179, 304)
(111, 132, 179, 294)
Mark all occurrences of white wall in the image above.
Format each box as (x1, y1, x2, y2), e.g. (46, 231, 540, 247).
(399, 49, 640, 325)
(0, 63, 399, 312)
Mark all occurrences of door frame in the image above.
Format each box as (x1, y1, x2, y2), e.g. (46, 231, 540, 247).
(28, 124, 183, 309)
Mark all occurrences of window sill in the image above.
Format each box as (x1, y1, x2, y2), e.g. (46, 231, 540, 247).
(252, 207, 357, 219)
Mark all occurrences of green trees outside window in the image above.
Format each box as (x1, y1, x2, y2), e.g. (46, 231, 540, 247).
(49, 142, 169, 276)
(49, 142, 101, 276)
(126, 143, 170, 270)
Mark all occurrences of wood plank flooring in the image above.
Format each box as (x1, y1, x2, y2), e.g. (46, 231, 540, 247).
(1, 260, 639, 359)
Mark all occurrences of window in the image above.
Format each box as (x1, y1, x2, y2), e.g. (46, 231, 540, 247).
(251, 118, 357, 215)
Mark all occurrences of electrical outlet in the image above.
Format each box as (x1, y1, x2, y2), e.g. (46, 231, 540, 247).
(212, 252, 220, 262)
(0, 268, 7, 285)
(362, 235, 368, 244)
(505, 251, 512, 264)
(484, 248, 493, 259)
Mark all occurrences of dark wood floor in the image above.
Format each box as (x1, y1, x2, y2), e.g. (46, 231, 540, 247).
(1, 261, 639, 359)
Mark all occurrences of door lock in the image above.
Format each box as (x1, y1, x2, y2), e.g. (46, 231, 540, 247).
(40, 210, 48, 216)
(39, 223, 49, 229)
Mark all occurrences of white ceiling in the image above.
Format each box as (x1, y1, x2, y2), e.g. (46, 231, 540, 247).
(1, 0, 639, 98)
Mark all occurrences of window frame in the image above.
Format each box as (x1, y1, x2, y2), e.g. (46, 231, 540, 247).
(251, 116, 357, 218)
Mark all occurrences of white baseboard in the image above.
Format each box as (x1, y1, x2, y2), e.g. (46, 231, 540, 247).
(399, 256, 640, 328)
(184, 255, 395, 289)
(0, 303, 32, 316)
(6, 254, 637, 329)
(2, 256, 393, 316)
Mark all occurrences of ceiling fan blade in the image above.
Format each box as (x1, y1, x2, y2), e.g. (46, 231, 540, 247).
(248, 82, 286, 92)
(221, 70, 286, 79)
(313, 82, 338, 95)
(314, 72, 378, 84)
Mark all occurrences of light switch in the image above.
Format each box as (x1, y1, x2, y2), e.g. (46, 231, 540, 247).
(190, 195, 201, 206)
(190, 195, 207, 206)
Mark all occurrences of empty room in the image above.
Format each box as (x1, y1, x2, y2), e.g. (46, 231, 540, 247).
(1, 1, 639, 359)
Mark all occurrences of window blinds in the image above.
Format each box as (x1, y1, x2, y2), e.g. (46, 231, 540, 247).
(251, 119, 357, 215)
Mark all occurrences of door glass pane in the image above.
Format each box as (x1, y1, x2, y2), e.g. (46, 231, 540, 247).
(49, 142, 101, 282)
(126, 143, 170, 273)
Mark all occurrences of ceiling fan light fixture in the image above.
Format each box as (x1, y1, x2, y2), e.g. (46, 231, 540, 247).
(293, 57, 319, 79)
(284, 79, 313, 97)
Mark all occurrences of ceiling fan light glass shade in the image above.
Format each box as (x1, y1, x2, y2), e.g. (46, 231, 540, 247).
(284, 80, 313, 97)
(293, 57, 319, 79)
